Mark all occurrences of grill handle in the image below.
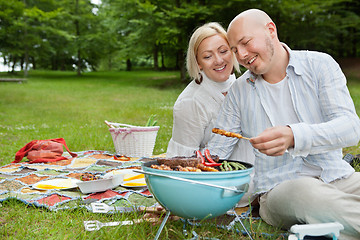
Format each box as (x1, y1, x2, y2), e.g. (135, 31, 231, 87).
(134, 169, 248, 194)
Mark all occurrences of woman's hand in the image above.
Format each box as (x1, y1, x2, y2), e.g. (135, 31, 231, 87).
(249, 126, 294, 156)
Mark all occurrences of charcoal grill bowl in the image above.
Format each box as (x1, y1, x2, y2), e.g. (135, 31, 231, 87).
(141, 160, 253, 220)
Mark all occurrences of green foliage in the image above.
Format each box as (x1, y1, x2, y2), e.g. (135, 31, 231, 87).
(145, 114, 158, 127)
(0, 0, 359, 75)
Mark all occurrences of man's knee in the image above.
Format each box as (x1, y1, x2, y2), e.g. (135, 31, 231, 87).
(265, 177, 341, 215)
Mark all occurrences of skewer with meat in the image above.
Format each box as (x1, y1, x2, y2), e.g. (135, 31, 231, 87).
(212, 128, 250, 140)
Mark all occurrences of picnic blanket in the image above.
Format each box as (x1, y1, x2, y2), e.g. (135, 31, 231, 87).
(0, 150, 161, 211)
(1, 150, 288, 238)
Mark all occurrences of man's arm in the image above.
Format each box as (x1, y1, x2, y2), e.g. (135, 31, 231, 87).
(251, 53, 360, 157)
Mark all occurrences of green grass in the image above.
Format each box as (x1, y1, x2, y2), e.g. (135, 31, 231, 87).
(0, 70, 183, 166)
(0, 69, 359, 239)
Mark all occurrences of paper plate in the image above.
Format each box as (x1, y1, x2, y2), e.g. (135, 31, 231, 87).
(106, 169, 146, 189)
(33, 178, 81, 190)
(121, 178, 147, 189)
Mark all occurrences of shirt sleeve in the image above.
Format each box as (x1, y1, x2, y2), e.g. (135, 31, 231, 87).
(166, 97, 209, 157)
(289, 53, 360, 156)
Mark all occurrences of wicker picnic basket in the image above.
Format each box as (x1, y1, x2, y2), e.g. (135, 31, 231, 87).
(107, 122, 160, 157)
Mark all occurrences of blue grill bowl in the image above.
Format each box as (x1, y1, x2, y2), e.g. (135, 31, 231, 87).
(142, 160, 253, 220)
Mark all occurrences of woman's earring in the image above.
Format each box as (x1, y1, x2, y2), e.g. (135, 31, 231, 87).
(195, 73, 203, 84)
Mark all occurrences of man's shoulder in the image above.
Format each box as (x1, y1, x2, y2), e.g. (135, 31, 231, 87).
(289, 49, 338, 75)
(236, 71, 252, 83)
(291, 49, 334, 63)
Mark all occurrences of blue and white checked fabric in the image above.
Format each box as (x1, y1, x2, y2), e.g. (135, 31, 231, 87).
(208, 45, 360, 194)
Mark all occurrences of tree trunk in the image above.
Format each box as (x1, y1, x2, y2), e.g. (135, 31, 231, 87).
(108, 51, 112, 70)
(351, 27, 357, 57)
(11, 56, 17, 73)
(153, 44, 159, 70)
(20, 57, 24, 71)
(77, 49, 81, 75)
(23, 0, 28, 77)
(75, 0, 81, 76)
(178, 49, 186, 82)
(161, 46, 166, 70)
(31, 57, 36, 70)
(126, 58, 132, 71)
(338, 33, 344, 58)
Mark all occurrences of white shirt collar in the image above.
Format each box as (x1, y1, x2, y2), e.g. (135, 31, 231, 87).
(200, 71, 236, 102)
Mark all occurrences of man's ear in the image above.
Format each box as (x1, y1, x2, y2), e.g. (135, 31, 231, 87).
(266, 22, 277, 38)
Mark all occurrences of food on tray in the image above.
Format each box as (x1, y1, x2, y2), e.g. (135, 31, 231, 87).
(156, 157, 200, 168)
(220, 161, 247, 171)
(173, 166, 201, 172)
(198, 164, 219, 172)
(80, 173, 101, 181)
(151, 164, 173, 171)
(150, 149, 247, 172)
(150, 161, 218, 172)
(113, 155, 131, 161)
(212, 128, 250, 140)
(197, 149, 221, 167)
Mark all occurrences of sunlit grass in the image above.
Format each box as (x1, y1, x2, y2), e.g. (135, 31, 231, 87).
(0, 70, 183, 166)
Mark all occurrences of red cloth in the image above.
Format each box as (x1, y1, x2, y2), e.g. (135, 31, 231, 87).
(13, 138, 77, 164)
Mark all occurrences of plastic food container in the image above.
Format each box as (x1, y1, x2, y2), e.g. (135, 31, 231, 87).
(76, 174, 124, 194)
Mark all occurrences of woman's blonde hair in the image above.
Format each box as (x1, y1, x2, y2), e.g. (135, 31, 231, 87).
(186, 22, 240, 82)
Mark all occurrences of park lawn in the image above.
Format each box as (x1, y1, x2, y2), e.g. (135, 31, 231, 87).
(0, 70, 183, 166)
(0, 69, 359, 239)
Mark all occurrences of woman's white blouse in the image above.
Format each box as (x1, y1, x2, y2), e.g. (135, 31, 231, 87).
(166, 73, 254, 164)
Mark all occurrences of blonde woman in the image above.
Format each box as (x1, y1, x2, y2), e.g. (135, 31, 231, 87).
(166, 22, 254, 166)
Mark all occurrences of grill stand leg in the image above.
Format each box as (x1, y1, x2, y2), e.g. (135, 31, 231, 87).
(154, 210, 171, 240)
(154, 209, 253, 240)
(231, 208, 254, 240)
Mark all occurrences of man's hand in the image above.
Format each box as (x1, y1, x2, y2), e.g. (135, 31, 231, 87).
(249, 126, 294, 156)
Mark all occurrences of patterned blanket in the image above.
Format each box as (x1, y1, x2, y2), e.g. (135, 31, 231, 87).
(0, 150, 161, 211)
(1, 150, 276, 238)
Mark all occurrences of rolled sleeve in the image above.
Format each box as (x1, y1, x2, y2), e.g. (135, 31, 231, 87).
(288, 122, 313, 157)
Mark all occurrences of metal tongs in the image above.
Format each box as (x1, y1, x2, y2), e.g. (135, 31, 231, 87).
(84, 218, 157, 231)
(91, 202, 164, 214)
(84, 220, 135, 231)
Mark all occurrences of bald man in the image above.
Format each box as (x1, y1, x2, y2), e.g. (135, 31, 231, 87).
(208, 9, 360, 239)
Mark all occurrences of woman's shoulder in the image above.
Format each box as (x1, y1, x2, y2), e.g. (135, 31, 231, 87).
(176, 81, 215, 104)
(173, 85, 219, 118)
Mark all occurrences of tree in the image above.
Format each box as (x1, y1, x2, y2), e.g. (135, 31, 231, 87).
(1, 0, 359, 76)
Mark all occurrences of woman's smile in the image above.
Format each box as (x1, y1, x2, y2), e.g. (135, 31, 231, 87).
(197, 34, 233, 82)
